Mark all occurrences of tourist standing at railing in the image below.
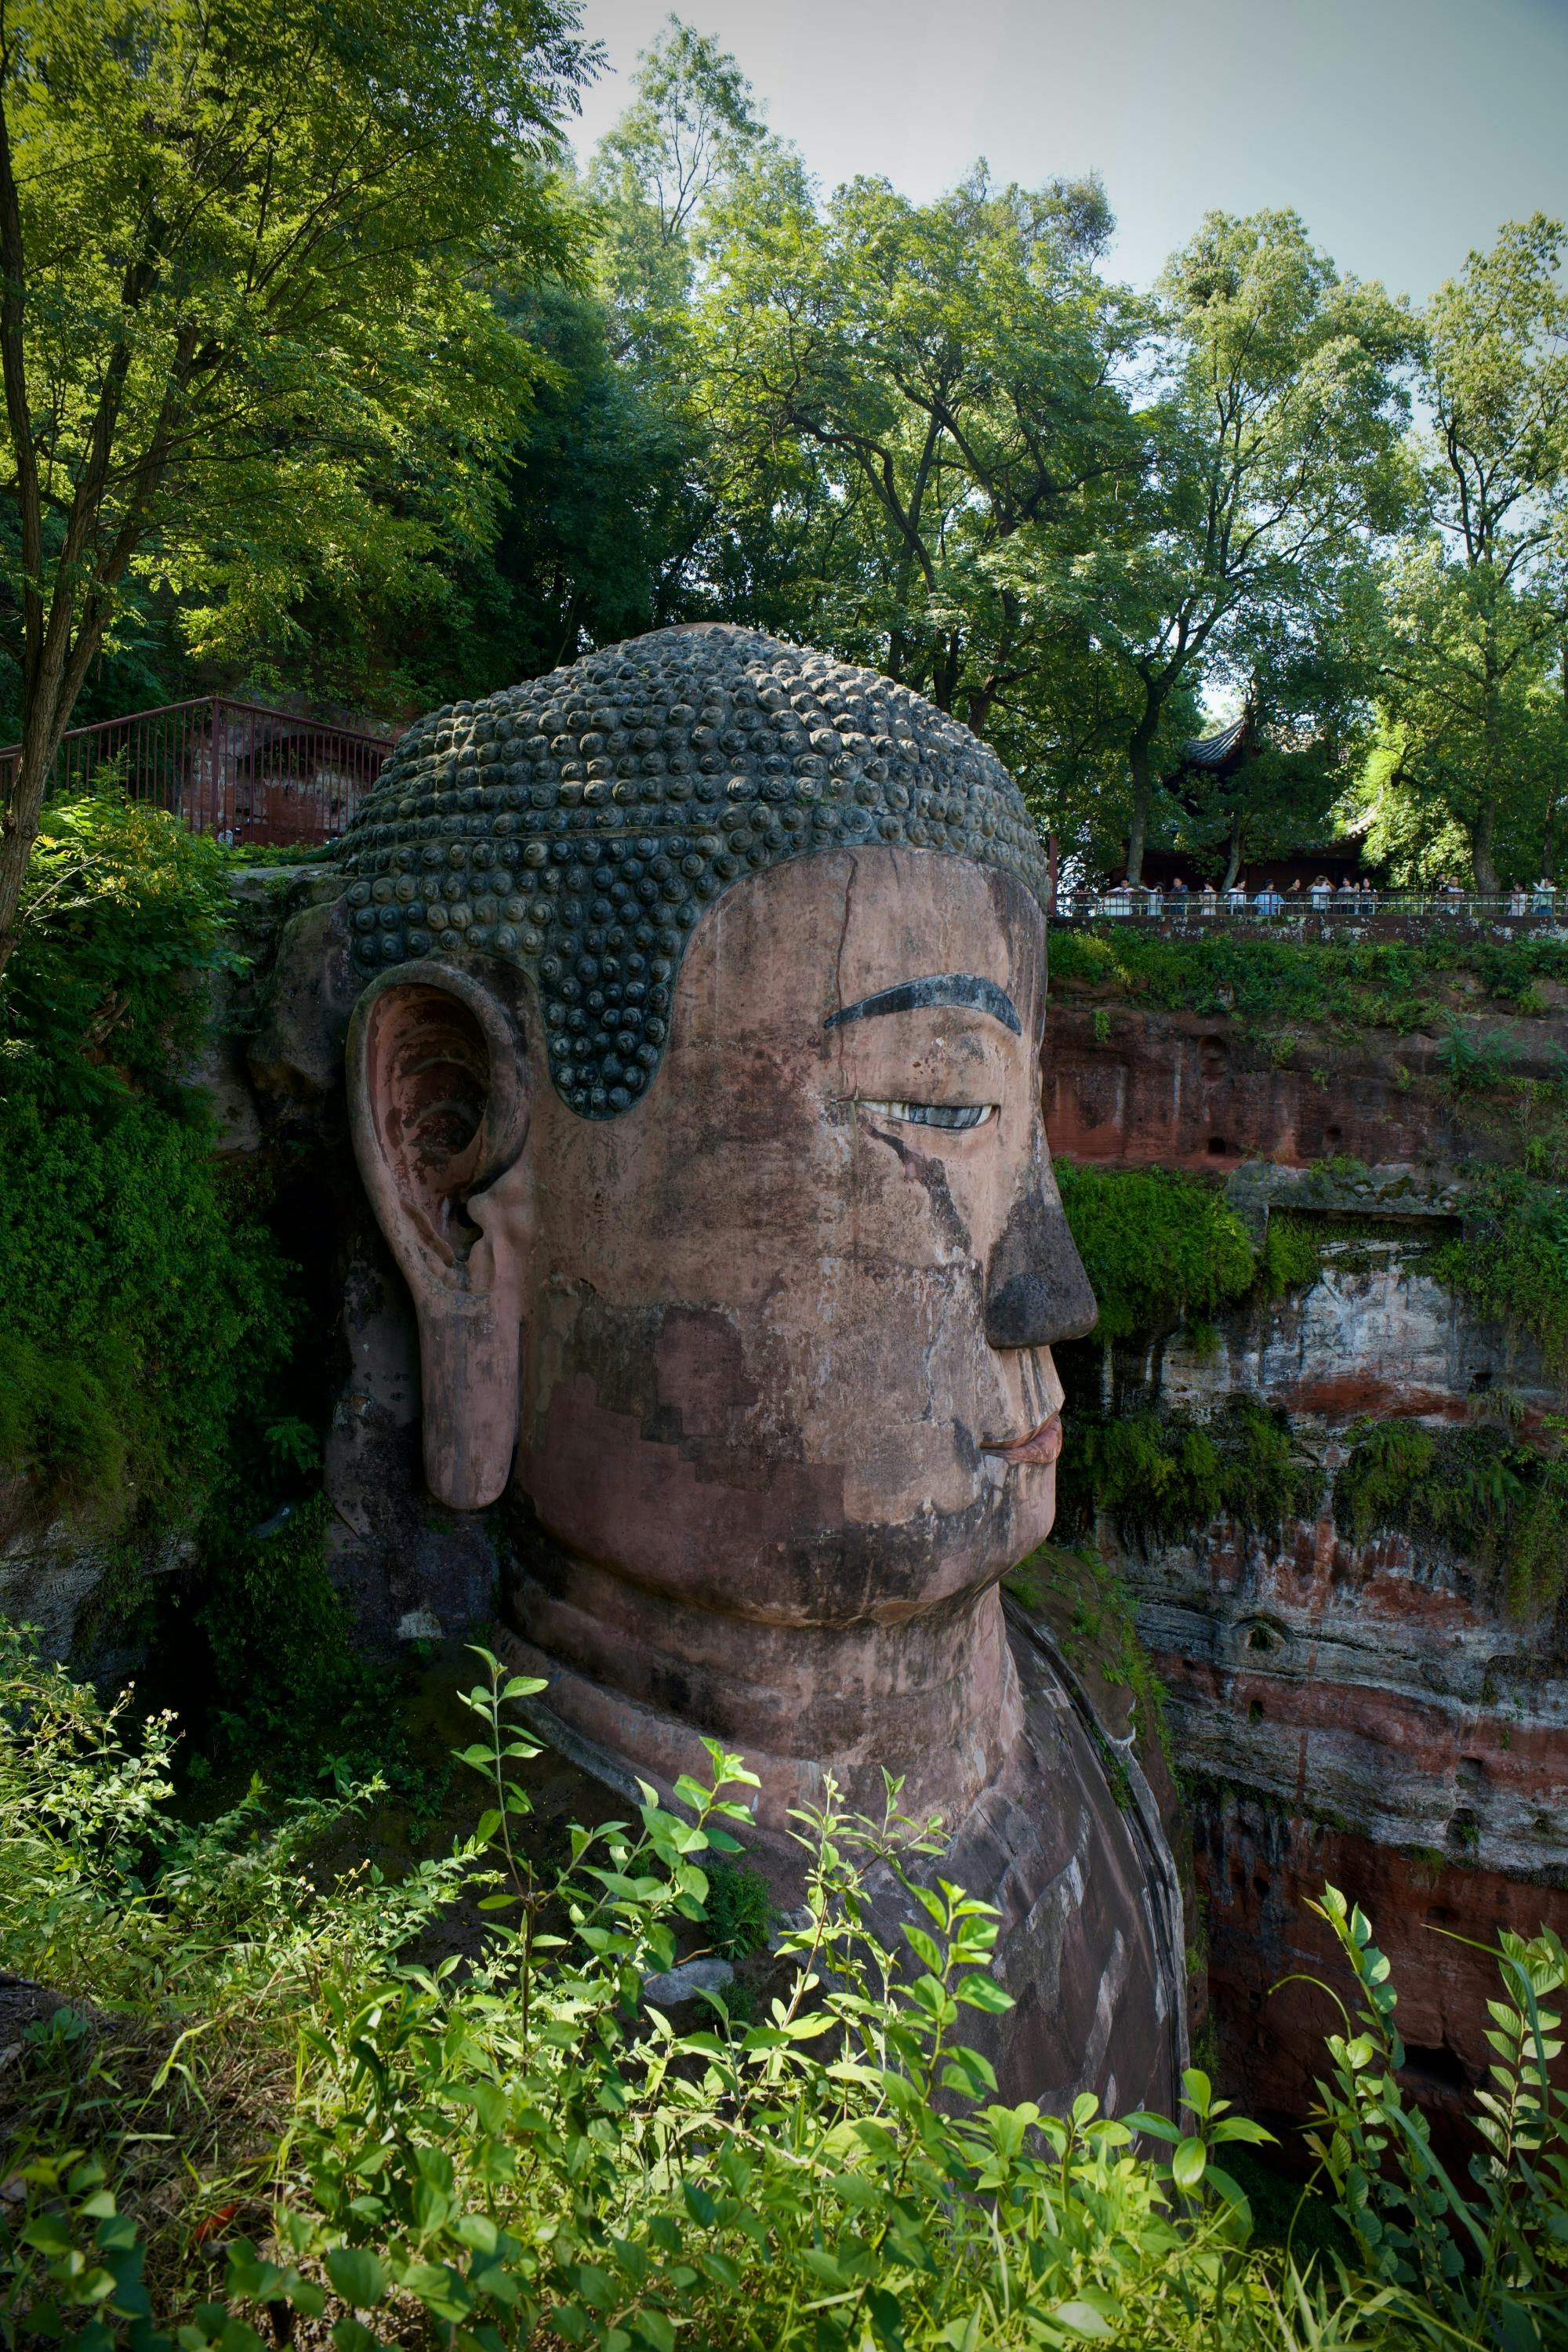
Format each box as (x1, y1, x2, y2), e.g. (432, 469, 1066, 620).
(1511, 883, 1529, 916)
(1254, 878, 1283, 916)
(1168, 877, 1189, 924)
(1334, 879, 1357, 910)
(1309, 873, 1333, 909)
(1223, 880, 1247, 912)
(1535, 878, 1556, 914)
(1199, 880, 1218, 916)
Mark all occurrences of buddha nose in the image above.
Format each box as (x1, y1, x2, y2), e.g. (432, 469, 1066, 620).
(984, 1138, 1098, 1349)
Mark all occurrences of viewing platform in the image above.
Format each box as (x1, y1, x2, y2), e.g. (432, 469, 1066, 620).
(1051, 887, 1568, 943)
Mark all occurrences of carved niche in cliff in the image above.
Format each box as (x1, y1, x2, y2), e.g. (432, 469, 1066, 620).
(335, 622, 1184, 2113)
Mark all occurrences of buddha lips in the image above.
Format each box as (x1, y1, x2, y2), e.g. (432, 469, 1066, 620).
(982, 1412, 1063, 1468)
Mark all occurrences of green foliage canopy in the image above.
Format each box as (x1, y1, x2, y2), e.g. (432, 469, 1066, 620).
(1354, 217, 1568, 890)
(1050, 209, 1410, 880)
(0, 0, 593, 969)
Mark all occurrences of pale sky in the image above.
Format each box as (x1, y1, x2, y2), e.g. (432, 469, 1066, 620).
(567, 0, 1568, 299)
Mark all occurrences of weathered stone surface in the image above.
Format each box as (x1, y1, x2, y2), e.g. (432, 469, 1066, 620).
(1127, 1512, 1568, 1880)
(1051, 992, 1568, 2121)
(1046, 1000, 1568, 1171)
(340, 626, 1179, 2115)
(248, 893, 357, 1102)
(1196, 1792, 1564, 2139)
(1163, 1233, 1552, 1423)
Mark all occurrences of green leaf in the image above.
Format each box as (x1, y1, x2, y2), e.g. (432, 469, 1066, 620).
(953, 1971, 1012, 2013)
(1171, 2136, 1207, 2188)
(1180, 2066, 1213, 2116)
(330, 2324, 381, 2352)
(902, 1924, 943, 1974)
(630, 2311, 676, 2352)
(325, 2249, 385, 2309)
(1050, 2301, 1116, 2339)
(1122, 2111, 1181, 2143)
(682, 2180, 717, 2228)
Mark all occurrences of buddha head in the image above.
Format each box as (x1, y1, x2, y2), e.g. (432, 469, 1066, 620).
(343, 625, 1096, 1835)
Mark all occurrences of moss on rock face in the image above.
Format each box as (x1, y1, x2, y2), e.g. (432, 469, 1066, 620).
(0, 795, 361, 1745)
(1051, 924, 1568, 1034)
(1055, 1395, 1319, 1552)
(1055, 1162, 1257, 1342)
(1432, 1174, 1568, 1376)
(1333, 1415, 1568, 1617)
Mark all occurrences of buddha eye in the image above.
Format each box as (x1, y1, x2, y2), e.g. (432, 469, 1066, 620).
(858, 1098, 996, 1131)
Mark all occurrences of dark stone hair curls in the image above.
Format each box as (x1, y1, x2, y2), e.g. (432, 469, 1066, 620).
(338, 624, 1050, 1119)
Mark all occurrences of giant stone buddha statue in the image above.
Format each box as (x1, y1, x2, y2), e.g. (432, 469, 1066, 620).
(338, 623, 1184, 2114)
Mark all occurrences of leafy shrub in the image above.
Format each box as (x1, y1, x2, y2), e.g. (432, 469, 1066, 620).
(2, 794, 241, 1108)
(0, 1619, 470, 2016)
(0, 796, 300, 1542)
(0, 1087, 296, 1532)
(1333, 1415, 1568, 1616)
(1058, 1395, 1319, 1551)
(3, 1637, 1567, 2350)
(1057, 1161, 1258, 1342)
(1051, 924, 1568, 1039)
(1305, 1885, 1568, 2345)
(1431, 1174, 1568, 1377)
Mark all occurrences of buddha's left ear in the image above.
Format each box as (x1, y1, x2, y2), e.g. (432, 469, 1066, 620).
(347, 960, 533, 1510)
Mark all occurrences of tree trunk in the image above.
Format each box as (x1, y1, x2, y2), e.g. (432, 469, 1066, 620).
(1472, 793, 1500, 896)
(1474, 614, 1503, 895)
(0, 732, 60, 983)
(1124, 700, 1160, 884)
(1550, 642, 1568, 884)
(1221, 804, 1245, 892)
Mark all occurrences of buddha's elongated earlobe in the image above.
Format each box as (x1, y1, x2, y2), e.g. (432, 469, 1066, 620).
(347, 961, 532, 1509)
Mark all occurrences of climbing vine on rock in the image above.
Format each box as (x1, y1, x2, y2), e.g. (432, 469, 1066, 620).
(1055, 1396, 1319, 1552)
(1333, 1415, 1568, 1617)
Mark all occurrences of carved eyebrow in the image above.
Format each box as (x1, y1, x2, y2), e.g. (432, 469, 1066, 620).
(823, 974, 1022, 1036)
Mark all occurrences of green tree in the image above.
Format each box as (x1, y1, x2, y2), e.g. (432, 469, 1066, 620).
(587, 13, 772, 358)
(1056, 210, 1410, 882)
(1363, 218, 1568, 891)
(695, 160, 1141, 739)
(1165, 572, 1384, 887)
(0, 0, 593, 977)
(256, 276, 699, 710)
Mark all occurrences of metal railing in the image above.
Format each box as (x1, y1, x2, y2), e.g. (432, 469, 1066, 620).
(0, 695, 400, 848)
(1054, 887, 1568, 924)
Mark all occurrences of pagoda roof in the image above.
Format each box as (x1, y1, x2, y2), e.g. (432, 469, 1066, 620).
(1179, 715, 1250, 770)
